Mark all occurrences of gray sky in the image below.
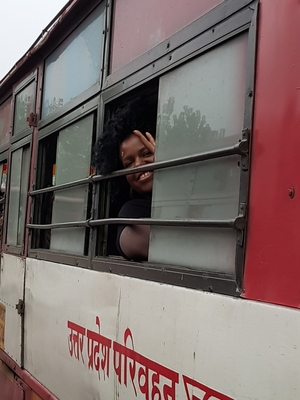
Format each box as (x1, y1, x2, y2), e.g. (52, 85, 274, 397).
(0, 0, 68, 81)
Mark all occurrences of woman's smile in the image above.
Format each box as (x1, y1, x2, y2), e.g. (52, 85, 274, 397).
(120, 133, 154, 194)
(138, 171, 151, 181)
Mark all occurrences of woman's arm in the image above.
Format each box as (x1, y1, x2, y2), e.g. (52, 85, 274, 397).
(119, 224, 150, 261)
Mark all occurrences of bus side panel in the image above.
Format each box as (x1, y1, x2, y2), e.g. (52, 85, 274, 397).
(244, 0, 300, 307)
(0, 253, 25, 365)
(24, 258, 300, 400)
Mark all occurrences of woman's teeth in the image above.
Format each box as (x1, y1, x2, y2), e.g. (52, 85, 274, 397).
(139, 172, 150, 180)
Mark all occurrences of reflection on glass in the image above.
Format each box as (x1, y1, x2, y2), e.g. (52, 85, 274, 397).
(149, 34, 247, 273)
(13, 81, 35, 135)
(42, 4, 104, 118)
(50, 114, 93, 255)
(0, 97, 12, 147)
(7, 146, 30, 246)
(152, 156, 241, 221)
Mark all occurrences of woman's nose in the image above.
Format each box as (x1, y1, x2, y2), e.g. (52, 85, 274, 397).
(134, 157, 145, 167)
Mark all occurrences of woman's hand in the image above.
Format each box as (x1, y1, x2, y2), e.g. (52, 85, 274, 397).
(133, 130, 155, 156)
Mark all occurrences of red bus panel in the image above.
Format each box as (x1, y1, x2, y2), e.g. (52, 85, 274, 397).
(244, 0, 300, 308)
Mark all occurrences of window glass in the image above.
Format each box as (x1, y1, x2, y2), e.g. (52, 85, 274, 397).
(50, 114, 94, 255)
(148, 34, 247, 273)
(0, 97, 12, 147)
(42, 5, 104, 118)
(110, 0, 223, 73)
(7, 146, 30, 246)
(13, 81, 35, 135)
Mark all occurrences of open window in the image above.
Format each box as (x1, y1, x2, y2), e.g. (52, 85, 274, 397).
(94, 25, 252, 295)
(96, 83, 159, 257)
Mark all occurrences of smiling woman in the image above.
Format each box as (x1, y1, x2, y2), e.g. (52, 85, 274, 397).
(120, 130, 155, 194)
(93, 96, 157, 260)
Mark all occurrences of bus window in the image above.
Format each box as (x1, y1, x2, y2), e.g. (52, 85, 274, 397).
(13, 80, 36, 136)
(32, 133, 58, 250)
(6, 145, 30, 248)
(0, 96, 12, 148)
(97, 88, 158, 257)
(41, 3, 105, 119)
(34, 113, 94, 256)
(148, 33, 247, 273)
(110, 0, 223, 73)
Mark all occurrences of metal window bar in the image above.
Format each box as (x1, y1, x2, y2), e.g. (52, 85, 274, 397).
(29, 138, 248, 196)
(27, 216, 245, 230)
(28, 137, 248, 231)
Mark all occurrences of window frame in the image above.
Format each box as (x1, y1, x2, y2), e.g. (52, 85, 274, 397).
(11, 71, 38, 143)
(27, 0, 111, 263)
(27, 0, 257, 297)
(92, 0, 258, 296)
(4, 135, 32, 255)
(37, 0, 107, 131)
(0, 93, 13, 153)
(28, 97, 99, 263)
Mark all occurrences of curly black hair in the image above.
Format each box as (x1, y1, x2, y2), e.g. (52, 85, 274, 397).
(93, 97, 157, 198)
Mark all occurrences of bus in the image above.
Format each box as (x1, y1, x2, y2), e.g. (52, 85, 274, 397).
(0, 0, 299, 398)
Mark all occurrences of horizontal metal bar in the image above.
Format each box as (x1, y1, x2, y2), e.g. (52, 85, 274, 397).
(27, 221, 89, 229)
(27, 215, 245, 230)
(90, 217, 244, 229)
(93, 139, 248, 182)
(29, 177, 92, 196)
(29, 139, 247, 196)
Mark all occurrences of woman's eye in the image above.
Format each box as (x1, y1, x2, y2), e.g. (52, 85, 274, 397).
(143, 151, 151, 157)
(124, 161, 133, 168)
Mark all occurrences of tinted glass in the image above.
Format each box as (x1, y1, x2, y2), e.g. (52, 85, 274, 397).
(149, 34, 247, 273)
(42, 5, 104, 118)
(50, 114, 93, 255)
(13, 82, 35, 135)
(0, 97, 12, 147)
(110, 0, 223, 73)
(7, 146, 30, 246)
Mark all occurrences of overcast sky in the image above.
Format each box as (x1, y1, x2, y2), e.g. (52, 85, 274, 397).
(0, 0, 68, 81)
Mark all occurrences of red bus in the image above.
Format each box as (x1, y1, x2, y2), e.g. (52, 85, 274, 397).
(0, 0, 299, 399)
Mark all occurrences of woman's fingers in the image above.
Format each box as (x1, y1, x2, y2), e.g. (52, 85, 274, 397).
(145, 132, 156, 147)
(133, 130, 155, 154)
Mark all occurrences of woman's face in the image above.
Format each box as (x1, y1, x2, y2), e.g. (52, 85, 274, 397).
(120, 133, 154, 194)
